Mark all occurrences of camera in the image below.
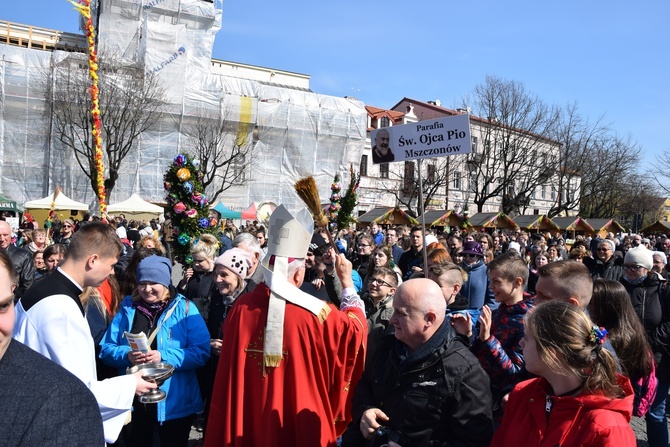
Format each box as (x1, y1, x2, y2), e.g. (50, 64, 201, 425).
(369, 426, 410, 447)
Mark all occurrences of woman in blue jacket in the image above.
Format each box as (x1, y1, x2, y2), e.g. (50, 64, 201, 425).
(100, 255, 210, 447)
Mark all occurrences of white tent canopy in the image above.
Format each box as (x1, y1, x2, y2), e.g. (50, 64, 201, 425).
(108, 194, 164, 215)
(24, 192, 89, 211)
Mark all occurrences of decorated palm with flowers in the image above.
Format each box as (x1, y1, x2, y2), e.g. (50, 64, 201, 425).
(68, 0, 106, 214)
(328, 173, 342, 231)
(164, 153, 213, 266)
(336, 164, 360, 231)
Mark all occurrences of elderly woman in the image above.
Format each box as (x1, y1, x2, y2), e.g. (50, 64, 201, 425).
(652, 251, 668, 279)
(100, 255, 210, 447)
(26, 229, 48, 253)
(619, 246, 670, 447)
(199, 248, 252, 432)
(177, 234, 219, 318)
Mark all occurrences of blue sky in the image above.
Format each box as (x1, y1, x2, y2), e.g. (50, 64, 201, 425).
(4, 0, 669, 166)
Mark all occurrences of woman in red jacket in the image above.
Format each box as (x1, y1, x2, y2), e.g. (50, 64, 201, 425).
(491, 300, 636, 447)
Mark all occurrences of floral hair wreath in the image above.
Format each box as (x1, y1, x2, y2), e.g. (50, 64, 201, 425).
(588, 325, 608, 345)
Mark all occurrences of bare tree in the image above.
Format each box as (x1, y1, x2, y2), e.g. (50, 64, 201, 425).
(460, 75, 561, 215)
(615, 175, 663, 228)
(649, 148, 670, 195)
(377, 157, 463, 217)
(576, 134, 641, 218)
(548, 103, 607, 217)
(48, 53, 167, 199)
(182, 109, 253, 204)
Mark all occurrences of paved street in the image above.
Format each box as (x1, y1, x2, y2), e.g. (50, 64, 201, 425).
(185, 398, 668, 446)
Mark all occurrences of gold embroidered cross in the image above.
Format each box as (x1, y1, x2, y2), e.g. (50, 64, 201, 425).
(245, 334, 287, 377)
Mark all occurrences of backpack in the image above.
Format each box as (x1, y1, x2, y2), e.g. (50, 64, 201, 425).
(632, 351, 658, 418)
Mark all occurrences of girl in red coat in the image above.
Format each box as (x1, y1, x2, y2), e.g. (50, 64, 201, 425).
(491, 300, 636, 447)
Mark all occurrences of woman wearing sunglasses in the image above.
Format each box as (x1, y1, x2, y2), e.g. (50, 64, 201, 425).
(56, 218, 75, 247)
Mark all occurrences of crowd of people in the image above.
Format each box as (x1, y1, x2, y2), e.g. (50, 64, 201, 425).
(0, 207, 669, 446)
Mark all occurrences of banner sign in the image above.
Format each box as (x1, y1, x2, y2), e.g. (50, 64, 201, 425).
(370, 114, 471, 164)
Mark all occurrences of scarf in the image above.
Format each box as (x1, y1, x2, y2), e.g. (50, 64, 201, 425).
(623, 274, 647, 285)
(133, 299, 168, 328)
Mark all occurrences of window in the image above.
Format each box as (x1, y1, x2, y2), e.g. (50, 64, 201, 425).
(541, 185, 546, 199)
(452, 171, 461, 190)
(379, 163, 389, 178)
(471, 136, 478, 153)
(360, 155, 368, 177)
(404, 161, 415, 192)
(427, 164, 436, 183)
(380, 116, 390, 128)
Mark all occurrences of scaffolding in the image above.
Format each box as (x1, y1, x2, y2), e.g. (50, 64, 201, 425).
(0, 0, 366, 214)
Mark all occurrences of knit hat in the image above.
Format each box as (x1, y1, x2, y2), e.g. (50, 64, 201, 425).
(460, 241, 484, 257)
(508, 241, 521, 253)
(425, 234, 439, 246)
(215, 248, 252, 281)
(137, 255, 172, 288)
(624, 246, 653, 270)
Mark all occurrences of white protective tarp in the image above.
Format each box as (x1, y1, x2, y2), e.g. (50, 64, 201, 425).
(0, 0, 366, 215)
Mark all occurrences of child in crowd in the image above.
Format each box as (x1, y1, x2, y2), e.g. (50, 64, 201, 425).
(492, 300, 636, 446)
(453, 251, 534, 420)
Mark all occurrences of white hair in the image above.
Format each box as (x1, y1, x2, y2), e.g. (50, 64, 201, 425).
(233, 232, 262, 256)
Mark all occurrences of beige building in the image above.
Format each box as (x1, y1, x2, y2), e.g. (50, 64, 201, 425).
(358, 98, 580, 218)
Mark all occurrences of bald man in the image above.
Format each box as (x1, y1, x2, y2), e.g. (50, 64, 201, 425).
(342, 278, 493, 447)
(0, 220, 34, 300)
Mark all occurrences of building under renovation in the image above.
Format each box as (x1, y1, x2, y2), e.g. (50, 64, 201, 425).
(0, 0, 366, 212)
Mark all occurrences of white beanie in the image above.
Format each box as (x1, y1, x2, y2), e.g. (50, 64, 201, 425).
(425, 234, 439, 246)
(508, 241, 521, 253)
(624, 246, 654, 270)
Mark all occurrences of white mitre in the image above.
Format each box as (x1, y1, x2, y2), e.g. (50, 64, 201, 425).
(265, 204, 313, 259)
(260, 204, 331, 370)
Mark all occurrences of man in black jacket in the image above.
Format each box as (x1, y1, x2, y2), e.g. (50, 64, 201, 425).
(0, 220, 34, 301)
(342, 278, 493, 447)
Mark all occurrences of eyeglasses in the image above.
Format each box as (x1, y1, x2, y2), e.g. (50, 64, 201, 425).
(463, 253, 480, 258)
(596, 247, 611, 252)
(63, 225, 72, 228)
(358, 244, 370, 248)
(370, 277, 393, 288)
(623, 264, 645, 271)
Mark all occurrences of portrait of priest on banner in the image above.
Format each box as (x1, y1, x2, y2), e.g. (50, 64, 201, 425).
(371, 128, 395, 164)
